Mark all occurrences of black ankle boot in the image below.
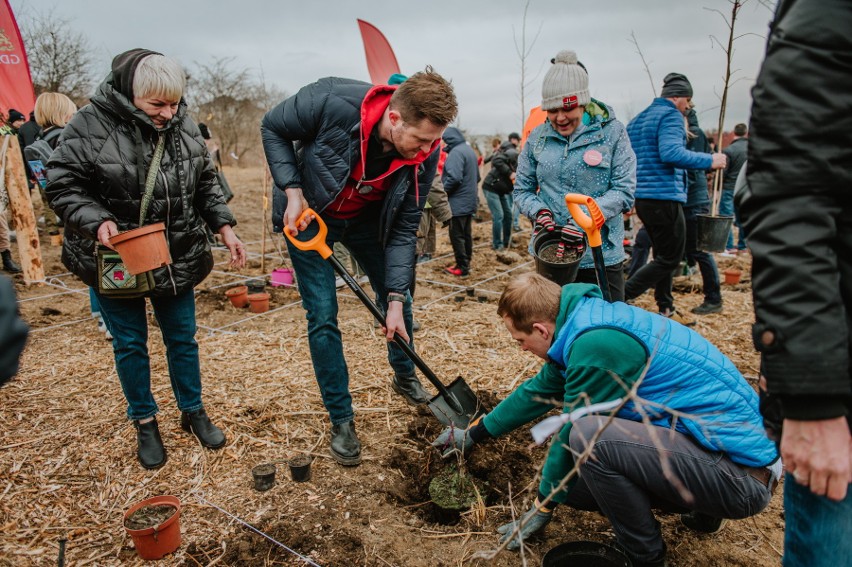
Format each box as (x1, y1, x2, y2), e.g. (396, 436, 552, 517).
(392, 374, 430, 405)
(1, 250, 21, 274)
(134, 418, 166, 469)
(181, 408, 226, 449)
(330, 421, 361, 466)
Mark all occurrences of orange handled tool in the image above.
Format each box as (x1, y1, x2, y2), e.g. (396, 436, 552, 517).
(565, 194, 611, 301)
(283, 209, 331, 258)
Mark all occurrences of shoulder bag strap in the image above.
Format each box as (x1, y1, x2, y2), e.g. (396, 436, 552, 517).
(139, 134, 166, 226)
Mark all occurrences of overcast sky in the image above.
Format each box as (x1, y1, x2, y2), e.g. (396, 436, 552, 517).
(12, 0, 776, 136)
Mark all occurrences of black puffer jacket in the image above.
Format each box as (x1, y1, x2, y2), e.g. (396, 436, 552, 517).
(261, 77, 439, 293)
(483, 140, 517, 195)
(45, 73, 235, 296)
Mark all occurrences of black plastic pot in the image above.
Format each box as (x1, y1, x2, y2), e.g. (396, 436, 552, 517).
(696, 215, 734, 253)
(288, 455, 312, 482)
(542, 541, 631, 567)
(245, 279, 266, 295)
(252, 463, 276, 491)
(532, 229, 585, 286)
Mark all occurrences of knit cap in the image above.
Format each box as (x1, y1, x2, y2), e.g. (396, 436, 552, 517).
(7, 109, 25, 123)
(541, 50, 590, 111)
(660, 73, 693, 98)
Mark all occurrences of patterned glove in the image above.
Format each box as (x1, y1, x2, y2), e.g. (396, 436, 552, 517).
(497, 502, 553, 550)
(431, 425, 475, 458)
(534, 209, 557, 236)
(556, 225, 585, 260)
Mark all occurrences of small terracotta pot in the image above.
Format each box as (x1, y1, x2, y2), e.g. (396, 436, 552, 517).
(49, 230, 63, 246)
(123, 495, 181, 560)
(109, 222, 172, 275)
(723, 268, 742, 285)
(248, 292, 270, 313)
(225, 285, 249, 308)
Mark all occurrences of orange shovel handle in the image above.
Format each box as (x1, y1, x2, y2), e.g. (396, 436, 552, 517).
(565, 194, 605, 248)
(282, 208, 333, 259)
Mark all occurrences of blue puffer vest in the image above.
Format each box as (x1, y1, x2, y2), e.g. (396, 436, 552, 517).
(548, 296, 778, 467)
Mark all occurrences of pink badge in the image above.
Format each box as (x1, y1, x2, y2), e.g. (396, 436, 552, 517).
(584, 149, 603, 166)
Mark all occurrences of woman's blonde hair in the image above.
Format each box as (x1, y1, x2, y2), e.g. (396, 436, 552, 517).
(33, 92, 77, 128)
(132, 54, 186, 100)
(497, 273, 562, 333)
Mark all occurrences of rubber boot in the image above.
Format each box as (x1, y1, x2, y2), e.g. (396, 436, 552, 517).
(1, 250, 21, 274)
(392, 374, 430, 405)
(181, 407, 226, 448)
(330, 421, 361, 466)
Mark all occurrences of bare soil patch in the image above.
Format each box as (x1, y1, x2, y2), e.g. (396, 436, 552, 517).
(1, 167, 781, 566)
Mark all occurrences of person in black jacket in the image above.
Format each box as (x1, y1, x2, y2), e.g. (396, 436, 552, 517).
(482, 139, 518, 250)
(737, 1, 852, 565)
(0, 275, 28, 387)
(46, 49, 246, 470)
(262, 68, 457, 466)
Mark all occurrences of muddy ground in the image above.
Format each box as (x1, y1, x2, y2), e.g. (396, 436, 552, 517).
(0, 167, 781, 566)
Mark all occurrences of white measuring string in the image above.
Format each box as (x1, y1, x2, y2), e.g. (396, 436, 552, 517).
(194, 491, 322, 567)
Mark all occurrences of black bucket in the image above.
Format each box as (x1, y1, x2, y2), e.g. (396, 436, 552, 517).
(542, 541, 631, 567)
(532, 229, 586, 286)
(696, 215, 734, 253)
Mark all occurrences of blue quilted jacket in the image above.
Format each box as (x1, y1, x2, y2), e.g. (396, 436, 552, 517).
(551, 295, 778, 467)
(627, 98, 713, 203)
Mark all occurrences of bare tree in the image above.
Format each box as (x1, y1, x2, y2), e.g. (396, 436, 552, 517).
(20, 12, 95, 104)
(187, 57, 284, 167)
(628, 31, 657, 98)
(513, 0, 544, 133)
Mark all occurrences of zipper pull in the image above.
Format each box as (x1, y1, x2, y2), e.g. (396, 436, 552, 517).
(356, 175, 372, 194)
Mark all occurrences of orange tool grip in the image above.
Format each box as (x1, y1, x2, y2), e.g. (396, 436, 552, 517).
(565, 194, 605, 248)
(282, 208, 333, 259)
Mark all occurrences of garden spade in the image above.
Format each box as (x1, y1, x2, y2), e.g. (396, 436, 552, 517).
(565, 194, 611, 302)
(284, 209, 485, 428)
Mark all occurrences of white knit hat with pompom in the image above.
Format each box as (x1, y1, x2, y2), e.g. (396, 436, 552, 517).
(541, 50, 590, 111)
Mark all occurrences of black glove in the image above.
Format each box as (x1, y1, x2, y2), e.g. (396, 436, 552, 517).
(556, 225, 585, 260)
(533, 209, 556, 237)
(497, 501, 553, 550)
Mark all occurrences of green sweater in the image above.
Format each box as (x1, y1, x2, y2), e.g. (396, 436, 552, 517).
(482, 284, 648, 503)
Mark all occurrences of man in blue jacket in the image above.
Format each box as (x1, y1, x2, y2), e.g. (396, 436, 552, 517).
(261, 68, 457, 466)
(441, 127, 480, 277)
(624, 73, 727, 318)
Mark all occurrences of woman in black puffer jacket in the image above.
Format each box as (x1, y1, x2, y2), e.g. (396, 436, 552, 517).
(46, 49, 246, 470)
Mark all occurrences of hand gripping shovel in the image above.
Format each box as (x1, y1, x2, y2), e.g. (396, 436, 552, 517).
(284, 209, 485, 428)
(565, 194, 611, 302)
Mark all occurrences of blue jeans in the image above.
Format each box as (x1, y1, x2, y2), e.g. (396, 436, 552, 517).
(484, 191, 513, 249)
(718, 190, 746, 250)
(95, 289, 203, 420)
(89, 287, 101, 316)
(783, 473, 852, 567)
(684, 205, 722, 303)
(285, 208, 415, 425)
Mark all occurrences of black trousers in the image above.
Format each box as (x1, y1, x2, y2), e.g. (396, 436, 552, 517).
(448, 215, 473, 273)
(625, 199, 685, 312)
(575, 264, 625, 302)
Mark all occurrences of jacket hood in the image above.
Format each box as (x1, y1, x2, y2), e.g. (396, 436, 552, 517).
(111, 48, 162, 99)
(92, 75, 187, 133)
(441, 126, 466, 150)
(554, 283, 604, 334)
(686, 108, 701, 135)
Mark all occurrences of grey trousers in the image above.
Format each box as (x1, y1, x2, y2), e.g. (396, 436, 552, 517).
(565, 416, 773, 563)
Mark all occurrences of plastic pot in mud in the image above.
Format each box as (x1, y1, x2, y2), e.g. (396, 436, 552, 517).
(723, 268, 742, 285)
(248, 292, 271, 313)
(252, 463, 276, 491)
(270, 267, 294, 287)
(532, 229, 585, 286)
(245, 278, 266, 294)
(288, 455, 313, 482)
(428, 467, 485, 521)
(696, 215, 734, 253)
(109, 222, 172, 275)
(123, 495, 181, 560)
(542, 540, 631, 567)
(225, 285, 249, 308)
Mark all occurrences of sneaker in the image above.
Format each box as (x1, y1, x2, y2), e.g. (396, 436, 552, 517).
(417, 253, 432, 264)
(681, 511, 728, 534)
(443, 266, 469, 277)
(691, 301, 722, 315)
(97, 318, 114, 340)
(660, 308, 695, 327)
(334, 276, 346, 289)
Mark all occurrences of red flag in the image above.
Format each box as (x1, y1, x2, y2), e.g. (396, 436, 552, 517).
(0, 0, 35, 118)
(357, 19, 400, 85)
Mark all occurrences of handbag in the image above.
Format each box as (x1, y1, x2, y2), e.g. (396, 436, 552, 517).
(97, 135, 165, 298)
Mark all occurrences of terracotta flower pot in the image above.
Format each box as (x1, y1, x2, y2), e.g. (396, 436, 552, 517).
(723, 268, 742, 285)
(248, 292, 270, 313)
(123, 495, 181, 560)
(49, 230, 63, 246)
(109, 222, 172, 275)
(225, 285, 249, 308)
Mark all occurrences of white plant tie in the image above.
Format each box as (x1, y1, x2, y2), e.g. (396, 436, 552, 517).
(530, 398, 624, 445)
(194, 491, 322, 567)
